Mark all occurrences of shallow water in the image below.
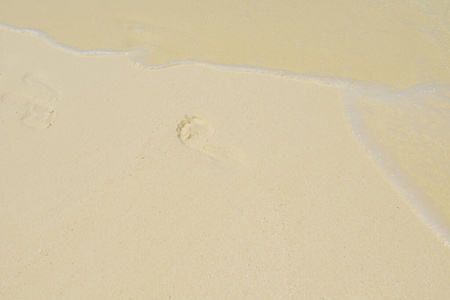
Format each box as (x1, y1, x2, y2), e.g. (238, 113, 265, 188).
(344, 84, 450, 242)
(0, 0, 449, 87)
(0, 0, 449, 242)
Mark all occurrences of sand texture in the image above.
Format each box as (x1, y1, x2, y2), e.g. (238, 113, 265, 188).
(1, 27, 450, 299)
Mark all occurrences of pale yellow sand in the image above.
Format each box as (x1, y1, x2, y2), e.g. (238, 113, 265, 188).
(1, 0, 449, 232)
(1, 26, 450, 299)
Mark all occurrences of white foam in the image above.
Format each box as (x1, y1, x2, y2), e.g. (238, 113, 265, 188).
(0, 21, 368, 90)
(130, 54, 366, 89)
(343, 85, 450, 246)
(0, 22, 137, 56)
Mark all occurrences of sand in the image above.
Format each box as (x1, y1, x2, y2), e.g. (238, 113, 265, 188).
(1, 0, 450, 298)
(1, 25, 449, 299)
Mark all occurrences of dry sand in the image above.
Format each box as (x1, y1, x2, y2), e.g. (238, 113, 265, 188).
(1, 24, 450, 299)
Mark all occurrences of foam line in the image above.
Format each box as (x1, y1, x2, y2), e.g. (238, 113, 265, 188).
(0, 22, 135, 56)
(343, 87, 450, 246)
(0, 21, 377, 91)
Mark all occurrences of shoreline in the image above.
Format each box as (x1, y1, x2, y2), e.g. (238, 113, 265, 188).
(1, 25, 449, 298)
(1, 1, 449, 88)
(1, 22, 449, 244)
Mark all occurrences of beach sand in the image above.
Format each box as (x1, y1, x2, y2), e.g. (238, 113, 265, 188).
(1, 26, 449, 299)
(1, 1, 450, 298)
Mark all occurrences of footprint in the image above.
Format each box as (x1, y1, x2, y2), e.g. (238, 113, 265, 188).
(0, 74, 58, 129)
(177, 115, 230, 161)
